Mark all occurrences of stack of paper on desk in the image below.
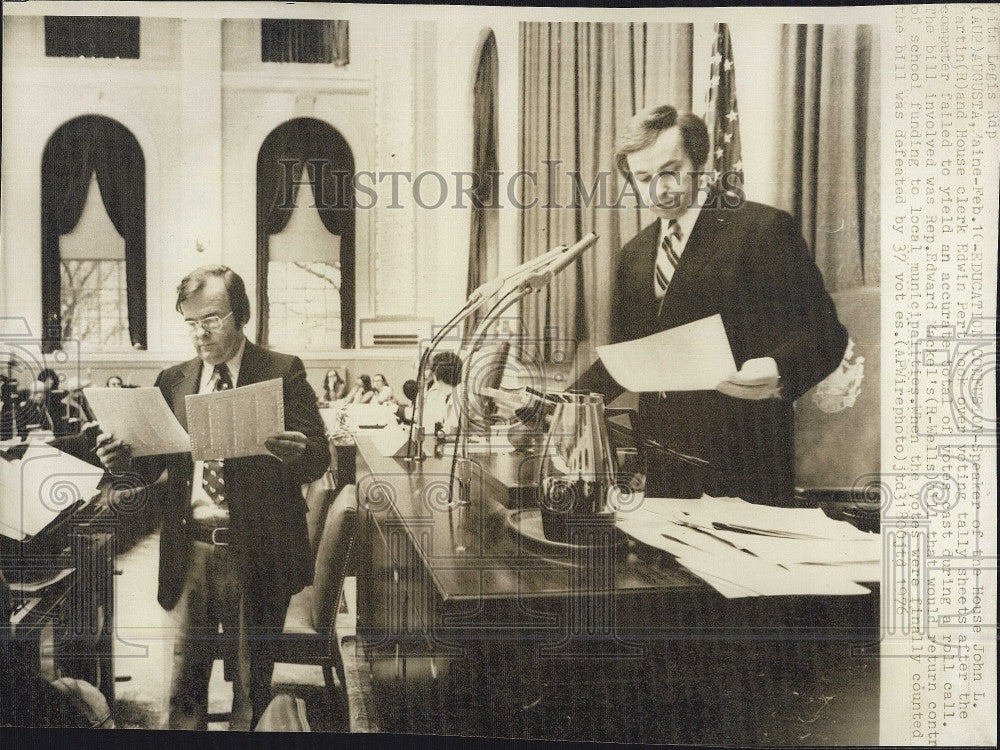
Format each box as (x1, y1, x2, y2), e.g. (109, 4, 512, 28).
(1, 442, 104, 541)
(616, 495, 880, 598)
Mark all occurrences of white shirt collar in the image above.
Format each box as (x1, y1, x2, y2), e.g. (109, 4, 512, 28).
(198, 336, 247, 393)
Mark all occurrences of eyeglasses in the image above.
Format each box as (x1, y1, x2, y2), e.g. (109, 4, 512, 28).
(185, 311, 234, 333)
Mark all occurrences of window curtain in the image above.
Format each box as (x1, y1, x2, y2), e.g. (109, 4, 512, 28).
(774, 25, 879, 290)
(256, 118, 355, 348)
(466, 30, 500, 330)
(44, 16, 141, 59)
(261, 19, 349, 65)
(41, 115, 146, 352)
(519, 23, 692, 360)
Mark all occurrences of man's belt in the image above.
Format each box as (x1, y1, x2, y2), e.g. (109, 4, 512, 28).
(188, 522, 232, 546)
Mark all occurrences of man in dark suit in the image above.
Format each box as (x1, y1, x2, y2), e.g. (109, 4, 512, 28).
(575, 105, 847, 506)
(96, 266, 330, 729)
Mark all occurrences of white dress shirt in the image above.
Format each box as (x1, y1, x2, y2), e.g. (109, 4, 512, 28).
(190, 337, 246, 522)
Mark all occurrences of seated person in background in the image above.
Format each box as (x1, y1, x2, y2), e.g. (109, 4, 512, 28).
(16, 381, 54, 438)
(322, 369, 348, 403)
(422, 351, 462, 434)
(106, 375, 124, 388)
(342, 375, 375, 404)
(371, 374, 396, 405)
(396, 379, 420, 424)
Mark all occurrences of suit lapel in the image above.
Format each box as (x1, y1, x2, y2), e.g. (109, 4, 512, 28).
(171, 357, 202, 431)
(656, 204, 732, 323)
(631, 220, 662, 324)
(236, 339, 264, 387)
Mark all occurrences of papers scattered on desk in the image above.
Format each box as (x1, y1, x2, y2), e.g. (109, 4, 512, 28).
(1, 442, 104, 541)
(84, 387, 190, 457)
(186, 378, 284, 461)
(596, 314, 737, 392)
(6, 567, 75, 592)
(616, 495, 879, 598)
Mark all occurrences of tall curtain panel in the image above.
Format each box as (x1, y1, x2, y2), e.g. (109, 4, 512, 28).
(774, 24, 879, 290)
(261, 19, 349, 65)
(519, 22, 692, 361)
(256, 118, 356, 349)
(41, 115, 146, 352)
(467, 30, 500, 330)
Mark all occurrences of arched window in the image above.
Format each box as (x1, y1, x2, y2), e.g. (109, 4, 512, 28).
(41, 115, 146, 352)
(256, 118, 355, 349)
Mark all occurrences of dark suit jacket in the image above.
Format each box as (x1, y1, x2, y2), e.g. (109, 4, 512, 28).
(133, 341, 330, 619)
(576, 200, 847, 505)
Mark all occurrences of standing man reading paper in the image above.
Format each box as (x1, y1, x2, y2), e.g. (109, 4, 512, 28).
(574, 105, 847, 505)
(95, 266, 330, 729)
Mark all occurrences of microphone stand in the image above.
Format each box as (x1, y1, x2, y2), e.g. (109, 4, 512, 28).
(448, 233, 599, 504)
(405, 245, 568, 462)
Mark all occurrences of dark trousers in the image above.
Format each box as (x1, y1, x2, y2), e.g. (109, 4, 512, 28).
(165, 540, 288, 730)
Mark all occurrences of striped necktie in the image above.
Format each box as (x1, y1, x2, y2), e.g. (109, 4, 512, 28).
(654, 219, 682, 300)
(202, 363, 233, 508)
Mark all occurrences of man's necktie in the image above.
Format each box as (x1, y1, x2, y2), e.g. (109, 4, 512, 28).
(202, 363, 233, 508)
(654, 219, 682, 300)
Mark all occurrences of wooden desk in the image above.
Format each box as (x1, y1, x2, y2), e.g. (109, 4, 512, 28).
(353, 437, 879, 739)
(5, 517, 117, 702)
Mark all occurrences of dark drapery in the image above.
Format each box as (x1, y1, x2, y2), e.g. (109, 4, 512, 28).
(256, 118, 355, 348)
(44, 16, 140, 59)
(466, 30, 500, 329)
(774, 25, 879, 290)
(41, 115, 146, 352)
(261, 19, 349, 65)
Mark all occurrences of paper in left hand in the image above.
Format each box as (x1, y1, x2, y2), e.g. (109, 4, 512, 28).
(84, 386, 191, 456)
(596, 314, 737, 392)
(1, 442, 104, 540)
(186, 378, 284, 461)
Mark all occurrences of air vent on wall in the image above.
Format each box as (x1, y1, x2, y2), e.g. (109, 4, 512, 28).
(359, 317, 433, 349)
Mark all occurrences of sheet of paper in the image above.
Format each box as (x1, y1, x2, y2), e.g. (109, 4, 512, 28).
(84, 386, 190, 457)
(1, 442, 104, 541)
(596, 314, 737, 392)
(6, 567, 75, 592)
(616, 496, 877, 597)
(185, 378, 284, 461)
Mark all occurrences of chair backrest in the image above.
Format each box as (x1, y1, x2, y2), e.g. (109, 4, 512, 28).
(304, 471, 336, 556)
(311, 484, 357, 632)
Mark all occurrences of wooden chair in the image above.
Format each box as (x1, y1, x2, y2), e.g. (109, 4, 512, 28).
(304, 471, 336, 559)
(273, 484, 358, 716)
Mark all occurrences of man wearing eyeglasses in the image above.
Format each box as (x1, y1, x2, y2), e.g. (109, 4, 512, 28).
(95, 265, 330, 729)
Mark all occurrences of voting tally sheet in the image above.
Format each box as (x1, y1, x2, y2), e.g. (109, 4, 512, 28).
(1, 1, 995, 747)
(84, 380, 284, 460)
(185, 377, 284, 461)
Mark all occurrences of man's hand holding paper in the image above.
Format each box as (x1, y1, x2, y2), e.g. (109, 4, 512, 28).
(264, 430, 308, 463)
(94, 432, 133, 475)
(595, 315, 782, 401)
(716, 357, 782, 400)
(88, 378, 290, 463)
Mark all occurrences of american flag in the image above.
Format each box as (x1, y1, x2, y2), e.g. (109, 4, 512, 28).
(705, 23, 743, 192)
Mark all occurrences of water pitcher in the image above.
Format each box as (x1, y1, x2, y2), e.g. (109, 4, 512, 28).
(537, 392, 617, 543)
